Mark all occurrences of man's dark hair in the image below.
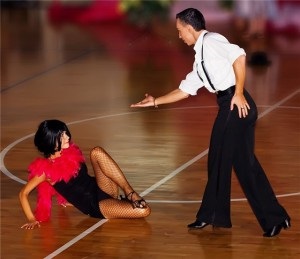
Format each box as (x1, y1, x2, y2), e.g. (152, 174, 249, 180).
(34, 119, 71, 158)
(176, 8, 206, 31)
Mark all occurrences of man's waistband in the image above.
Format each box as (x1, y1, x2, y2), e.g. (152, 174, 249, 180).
(216, 85, 235, 98)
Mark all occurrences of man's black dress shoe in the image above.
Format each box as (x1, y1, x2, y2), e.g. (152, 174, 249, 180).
(187, 220, 209, 229)
(263, 219, 291, 237)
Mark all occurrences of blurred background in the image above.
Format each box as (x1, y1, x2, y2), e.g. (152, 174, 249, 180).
(2, 0, 300, 33)
(2, 0, 300, 93)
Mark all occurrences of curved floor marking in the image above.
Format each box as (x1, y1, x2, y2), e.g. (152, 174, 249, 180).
(0, 133, 34, 185)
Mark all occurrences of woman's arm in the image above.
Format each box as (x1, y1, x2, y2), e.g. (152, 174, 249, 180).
(130, 89, 189, 108)
(19, 173, 46, 229)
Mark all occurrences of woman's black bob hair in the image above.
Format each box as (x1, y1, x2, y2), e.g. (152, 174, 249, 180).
(34, 120, 71, 158)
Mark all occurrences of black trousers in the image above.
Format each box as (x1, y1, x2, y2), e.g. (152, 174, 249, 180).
(195, 90, 290, 232)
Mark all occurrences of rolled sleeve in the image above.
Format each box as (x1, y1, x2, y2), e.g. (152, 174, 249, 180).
(227, 45, 246, 65)
(178, 65, 204, 96)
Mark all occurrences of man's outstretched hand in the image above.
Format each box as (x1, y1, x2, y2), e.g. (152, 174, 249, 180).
(130, 94, 155, 108)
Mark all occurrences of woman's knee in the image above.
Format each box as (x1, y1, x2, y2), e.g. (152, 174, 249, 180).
(90, 146, 105, 158)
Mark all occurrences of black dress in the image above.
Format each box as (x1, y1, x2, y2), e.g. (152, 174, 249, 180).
(53, 163, 112, 218)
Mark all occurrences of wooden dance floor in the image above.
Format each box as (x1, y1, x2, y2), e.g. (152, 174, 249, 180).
(1, 3, 300, 259)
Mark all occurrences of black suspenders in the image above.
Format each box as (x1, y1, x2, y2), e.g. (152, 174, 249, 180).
(197, 32, 217, 91)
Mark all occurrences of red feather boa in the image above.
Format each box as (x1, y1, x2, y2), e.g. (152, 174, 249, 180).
(28, 143, 85, 221)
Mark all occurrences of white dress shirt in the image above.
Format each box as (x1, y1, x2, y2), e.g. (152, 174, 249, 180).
(179, 30, 246, 95)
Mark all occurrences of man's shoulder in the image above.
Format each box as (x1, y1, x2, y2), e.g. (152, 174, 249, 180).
(205, 32, 228, 42)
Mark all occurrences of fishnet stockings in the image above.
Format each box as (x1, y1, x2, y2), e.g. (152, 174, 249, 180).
(90, 146, 151, 219)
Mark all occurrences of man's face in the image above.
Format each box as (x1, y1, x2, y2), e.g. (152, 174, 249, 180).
(176, 19, 195, 46)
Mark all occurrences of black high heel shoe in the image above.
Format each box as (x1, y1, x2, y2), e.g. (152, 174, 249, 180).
(187, 220, 210, 229)
(120, 191, 147, 209)
(263, 219, 291, 237)
(282, 218, 291, 229)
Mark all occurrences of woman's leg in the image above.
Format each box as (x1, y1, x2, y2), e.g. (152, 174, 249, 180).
(99, 199, 151, 219)
(90, 146, 120, 198)
(90, 146, 148, 208)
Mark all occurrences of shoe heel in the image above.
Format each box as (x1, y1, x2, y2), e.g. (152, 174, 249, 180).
(282, 219, 291, 229)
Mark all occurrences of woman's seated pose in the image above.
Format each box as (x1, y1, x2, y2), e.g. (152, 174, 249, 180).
(19, 119, 151, 230)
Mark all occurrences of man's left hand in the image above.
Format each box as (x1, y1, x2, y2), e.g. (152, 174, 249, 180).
(230, 93, 250, 118)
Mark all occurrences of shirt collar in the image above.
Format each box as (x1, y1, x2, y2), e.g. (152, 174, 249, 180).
(194, 30, 208, 52)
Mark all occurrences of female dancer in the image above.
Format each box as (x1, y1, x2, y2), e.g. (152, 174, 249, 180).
(19, 119, 150, 230)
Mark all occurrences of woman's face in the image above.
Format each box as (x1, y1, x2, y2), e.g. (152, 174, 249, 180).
(60, 131, 70, 149)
